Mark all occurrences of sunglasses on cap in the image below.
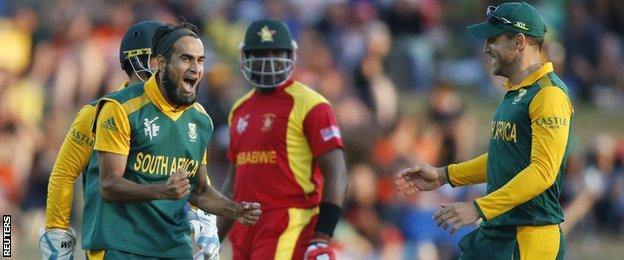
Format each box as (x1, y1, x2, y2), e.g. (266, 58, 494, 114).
(486, 6, 512, 26)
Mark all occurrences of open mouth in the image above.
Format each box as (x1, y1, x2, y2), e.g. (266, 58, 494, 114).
(182, 77, 198, 92)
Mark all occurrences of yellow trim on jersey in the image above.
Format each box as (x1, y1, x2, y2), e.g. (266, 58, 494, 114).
(475, 86, 572, 220)
(503, 63, 553, 91)
(94, 99, 132, 155)
(447, 153, 488, 187)
(227, 89, 256, 126)
(275, 207, 320, 260)
(86, 249, 106, 260)
(516, 224, 560, 260)
(193, 103, 209, 116)
(202, 150, 208, 166)
(45, 104, 96, 230)
(144, 75, 195, 121)
(285, 82, 330, 194)
(122, 92, 151, 115)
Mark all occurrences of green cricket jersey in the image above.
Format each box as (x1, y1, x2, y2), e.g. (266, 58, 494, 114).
(82, 75, 213, 258)
(448, 62, 574, 227)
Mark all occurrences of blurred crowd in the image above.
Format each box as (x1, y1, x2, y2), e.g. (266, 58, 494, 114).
(1, 0, 623, 259)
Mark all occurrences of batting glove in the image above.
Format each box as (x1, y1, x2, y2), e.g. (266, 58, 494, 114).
(39, 227, 77, 260)
(304, 234, 336, 260)
(188, 209, 220, 260)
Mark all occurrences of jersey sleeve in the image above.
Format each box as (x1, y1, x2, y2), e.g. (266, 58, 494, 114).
(475, 86, 572, 220)
(94, 100, 131, 155)
(303, 103, 344, 157)
(447, 153, 488, 187)
(45, 105, 96, 230)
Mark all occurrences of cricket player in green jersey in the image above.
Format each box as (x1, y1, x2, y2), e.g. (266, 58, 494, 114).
(41, 20, 165, 260)
(83, 22, 261, 259)
(41, 20, 223, 260)
(395, 2, 573, 259)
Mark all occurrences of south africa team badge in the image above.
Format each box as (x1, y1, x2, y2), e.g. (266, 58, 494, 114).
(188, 122, 197, 142)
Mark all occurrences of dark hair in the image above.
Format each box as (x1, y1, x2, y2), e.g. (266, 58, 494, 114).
(152, 21, 200, 60)
(121, 59, 134, 77)
(504, 32, 544, 51)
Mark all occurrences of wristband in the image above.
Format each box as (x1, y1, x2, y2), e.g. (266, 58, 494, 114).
(314, 202, 342, 237)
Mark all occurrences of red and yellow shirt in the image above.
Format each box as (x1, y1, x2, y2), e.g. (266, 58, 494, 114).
(227, 80, 343, 210)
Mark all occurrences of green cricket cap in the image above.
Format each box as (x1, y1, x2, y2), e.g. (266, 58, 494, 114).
(241, 19, 295, 52)
(467, 2, 547, 39)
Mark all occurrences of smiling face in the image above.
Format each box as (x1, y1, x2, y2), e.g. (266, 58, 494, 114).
(483, 33, 520, 77)
(158, 36, 205, 106)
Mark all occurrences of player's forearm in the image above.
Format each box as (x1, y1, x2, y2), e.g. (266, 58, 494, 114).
(45, 172, 77, 230)
(475, 161, 557, 220)
(189, 185, 239, 219)
(100, 176, 164, 202)
(446, 153, 488, 187)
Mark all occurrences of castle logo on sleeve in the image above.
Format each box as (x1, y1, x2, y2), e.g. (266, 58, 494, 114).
(320, 126, 341, 142)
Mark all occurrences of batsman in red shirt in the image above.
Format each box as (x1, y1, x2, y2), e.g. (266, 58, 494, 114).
(218, 18, 348, 260)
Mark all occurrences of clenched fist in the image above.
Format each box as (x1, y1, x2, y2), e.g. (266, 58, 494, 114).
(161, 170, 191, 200)
(235, 201, 261, 225)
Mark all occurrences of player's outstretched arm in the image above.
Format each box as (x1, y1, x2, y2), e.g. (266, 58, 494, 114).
(189, 165, 261, 228)
(394, 164, 448, 195)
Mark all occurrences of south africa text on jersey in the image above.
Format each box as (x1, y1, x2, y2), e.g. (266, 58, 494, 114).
(133, 152, 200, 176)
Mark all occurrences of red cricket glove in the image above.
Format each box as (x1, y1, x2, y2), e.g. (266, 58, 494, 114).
(304, 233, 336, 260)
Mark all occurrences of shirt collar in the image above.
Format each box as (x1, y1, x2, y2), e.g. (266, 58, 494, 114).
(144, 74, 194, 115)
(503, 62, 553, 91)
(254, 80, 294, 96)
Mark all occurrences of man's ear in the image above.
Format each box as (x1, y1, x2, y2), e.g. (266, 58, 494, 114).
(516, 33, 527, 49)
(156, 54, 166, 71)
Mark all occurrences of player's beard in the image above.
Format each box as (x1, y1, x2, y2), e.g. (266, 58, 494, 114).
(162, 68, 198, 106)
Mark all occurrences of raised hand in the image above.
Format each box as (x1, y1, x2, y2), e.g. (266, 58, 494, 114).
(235, 201, 261, 225)
(394, 164, 447, 195)
(161, 170, 191, 200)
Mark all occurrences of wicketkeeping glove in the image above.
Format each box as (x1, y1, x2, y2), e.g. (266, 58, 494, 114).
(39, 227, 77, 260)
(188, 209, 220, 260)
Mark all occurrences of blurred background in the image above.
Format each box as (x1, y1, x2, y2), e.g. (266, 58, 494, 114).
(0, 0, 623, 259)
